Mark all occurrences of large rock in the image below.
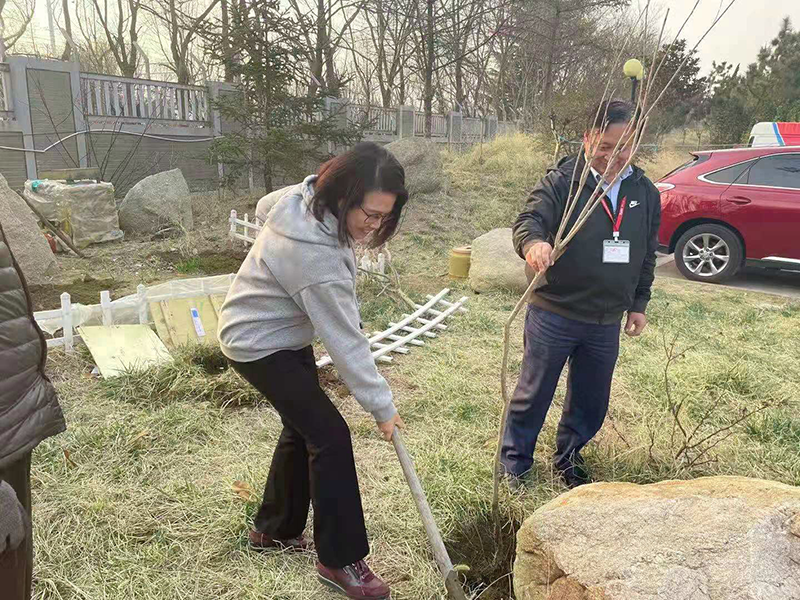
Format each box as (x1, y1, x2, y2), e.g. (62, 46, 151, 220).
(469, 228, 527, 293)
(119, 169, 193, 235)
(515, 476, 800, 600)
(255, 184, 298, 226)
(0, 173, 57, 283)
(385, 138, 443, 195)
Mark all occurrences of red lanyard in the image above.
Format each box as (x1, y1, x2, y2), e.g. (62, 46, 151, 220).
(601, 196, 626, 240)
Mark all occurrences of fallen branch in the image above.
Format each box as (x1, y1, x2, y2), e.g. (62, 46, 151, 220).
(19, 193, 86, 258)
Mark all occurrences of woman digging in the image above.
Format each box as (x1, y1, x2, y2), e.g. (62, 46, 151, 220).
(217, 142, 407, 600)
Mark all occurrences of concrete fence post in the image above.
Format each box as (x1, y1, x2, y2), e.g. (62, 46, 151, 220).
(325, 97, 350, 154)
(207, 81, 238, 185)
(486, 115, 498, 141)
(7, 56, 37, 180)
(398, 106, 415, 139)
(67, 60, 89, 167)
(448, 111, 462, 148)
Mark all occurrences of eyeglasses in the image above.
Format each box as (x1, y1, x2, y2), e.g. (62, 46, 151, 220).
(359, 206, 391, 225)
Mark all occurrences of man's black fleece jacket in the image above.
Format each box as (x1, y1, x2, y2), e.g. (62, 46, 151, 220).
(512, 154, 661, 325)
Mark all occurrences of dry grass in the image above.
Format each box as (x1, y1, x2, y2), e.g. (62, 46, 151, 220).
(638, 149, 693, 181)
(31, 135, 800, 600)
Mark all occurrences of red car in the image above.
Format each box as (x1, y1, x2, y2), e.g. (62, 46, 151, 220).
(657, 146, 800, 282)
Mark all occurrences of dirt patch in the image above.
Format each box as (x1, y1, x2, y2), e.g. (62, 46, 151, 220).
(445, 513, 520, 600)
(28, 276, 121, 311)
(151, 249, 245, 276)
(188, 346, 231, 375)
(318, 367, 351, 399)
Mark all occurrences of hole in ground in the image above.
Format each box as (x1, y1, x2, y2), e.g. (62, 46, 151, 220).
(445, 512, 520, 599)
(187, 346, 231, 375)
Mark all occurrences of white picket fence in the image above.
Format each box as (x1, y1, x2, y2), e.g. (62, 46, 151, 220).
(229, 210, 261, 245)
(35, 273, 462, 369)
(35, 274, 236, 352)
(228, 209, 387, 275)
(316, 289, 467, 367)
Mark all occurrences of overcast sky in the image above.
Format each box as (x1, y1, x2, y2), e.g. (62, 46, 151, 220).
(655, 0, 800, 74)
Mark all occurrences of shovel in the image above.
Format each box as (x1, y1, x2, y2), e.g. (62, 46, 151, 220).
(392, 427, 470, 600)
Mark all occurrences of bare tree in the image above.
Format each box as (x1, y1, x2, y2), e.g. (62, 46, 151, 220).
(60, 0, 74, 60)
(220, 0, 232, 82)
(75, 0, 143, 77)
(0, 0, 36, 55)
(286, 0, 362, 97)
(144, 0, 221, 84)
(354, 0, 416, 106)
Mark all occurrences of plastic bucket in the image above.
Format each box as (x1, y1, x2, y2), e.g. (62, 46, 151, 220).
(449, 246, 472, 279)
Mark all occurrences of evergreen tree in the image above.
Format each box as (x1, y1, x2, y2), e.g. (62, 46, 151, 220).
(204, 0, 361, 191)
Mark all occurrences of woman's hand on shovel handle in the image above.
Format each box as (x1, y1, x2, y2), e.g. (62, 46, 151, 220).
(378, 413, 405, 441)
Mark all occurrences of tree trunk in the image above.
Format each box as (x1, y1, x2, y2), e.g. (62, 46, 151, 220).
(455, 56, 463, 111)
(222, 0, 233, 82)
(398, 64, 406, 105)
(424, 0, 434, 138)
(127, 0, 139, 77)
(542, 2, 561, 111)
(307, 0, 325, 97)
(263, 161, 273, 193)
(60, 0, 73, 61)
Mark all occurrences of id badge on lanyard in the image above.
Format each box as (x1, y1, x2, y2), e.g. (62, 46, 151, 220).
(601, 197, 630, 264)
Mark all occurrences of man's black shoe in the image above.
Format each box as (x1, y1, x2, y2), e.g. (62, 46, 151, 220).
(558, 463, 591, 489)
(505, 473, 526, 492)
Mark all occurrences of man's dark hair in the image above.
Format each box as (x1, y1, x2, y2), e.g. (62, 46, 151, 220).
(587, 99, 637, 132)
(310, 141, 408, 249)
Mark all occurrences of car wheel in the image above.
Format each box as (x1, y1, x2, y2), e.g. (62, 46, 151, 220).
(674, 224, 743, 283)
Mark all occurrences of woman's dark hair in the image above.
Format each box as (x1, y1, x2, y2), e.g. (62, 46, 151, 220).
(587, 99, 638, 132)
(310, 141, 408, 248)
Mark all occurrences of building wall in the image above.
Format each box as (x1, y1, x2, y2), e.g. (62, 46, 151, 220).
(27, 69, 81, 174)
(86, 133, 217, 195)
(0, 132, 27, 189)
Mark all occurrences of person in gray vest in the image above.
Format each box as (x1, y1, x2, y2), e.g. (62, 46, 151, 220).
(0, 221, 66, 599)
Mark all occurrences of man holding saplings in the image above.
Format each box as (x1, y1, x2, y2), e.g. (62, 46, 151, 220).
(501, 99, 661, 489)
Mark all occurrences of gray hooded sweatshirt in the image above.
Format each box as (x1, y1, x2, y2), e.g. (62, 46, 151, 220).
(218, 175, 396, 423)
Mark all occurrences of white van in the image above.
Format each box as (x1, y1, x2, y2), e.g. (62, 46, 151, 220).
(748, 122, 800, 147)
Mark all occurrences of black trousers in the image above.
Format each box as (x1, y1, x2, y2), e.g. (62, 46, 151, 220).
(230, 346, 369, 568)
(0, 452, 33, 600)
(501, 305, 620, 477)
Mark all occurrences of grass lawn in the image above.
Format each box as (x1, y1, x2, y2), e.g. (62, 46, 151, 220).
(32, 136, 800, 599)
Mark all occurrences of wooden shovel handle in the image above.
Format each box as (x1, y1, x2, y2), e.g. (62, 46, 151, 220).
(392, 427, 469, 600)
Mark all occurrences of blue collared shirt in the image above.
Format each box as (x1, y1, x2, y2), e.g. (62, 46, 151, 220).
(591, 165, 634, 212)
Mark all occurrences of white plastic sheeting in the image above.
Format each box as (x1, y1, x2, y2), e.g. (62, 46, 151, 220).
(23, 180, 124, 247)
(35, 274, 235, 335)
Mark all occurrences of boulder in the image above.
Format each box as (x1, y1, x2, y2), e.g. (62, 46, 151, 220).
(255, 184, 298, 226)
(0, 173, 57, 283)
(515, 476, 800, 600)
(385, 138, 443, 195)
(119, 169, 193, 235)
(469, 228, 527, 294)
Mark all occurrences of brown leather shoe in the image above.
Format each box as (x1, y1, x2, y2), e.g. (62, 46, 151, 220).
(317, 560, 390, 599)
(248, 529, 313, 552)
